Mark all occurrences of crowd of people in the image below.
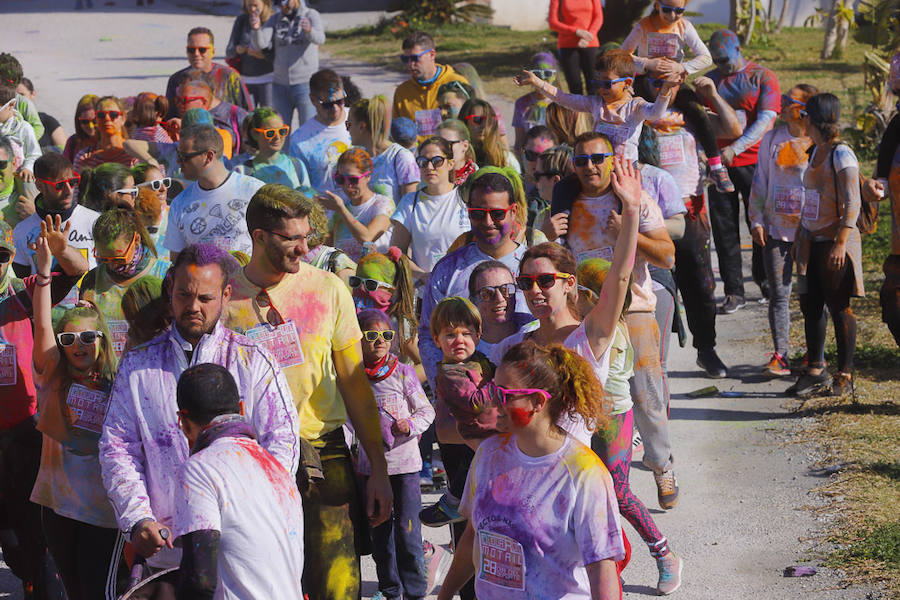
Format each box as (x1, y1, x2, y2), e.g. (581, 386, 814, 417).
(1, 0, 899, 598)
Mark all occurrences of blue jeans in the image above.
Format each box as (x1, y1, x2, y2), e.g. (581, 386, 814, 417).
(273, 82, 314, 128)
(369, 472, 427, 599)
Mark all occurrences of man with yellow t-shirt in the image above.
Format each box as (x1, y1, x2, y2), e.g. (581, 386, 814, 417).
(392, 30, 469, 142)
(221, 183, 391, 600)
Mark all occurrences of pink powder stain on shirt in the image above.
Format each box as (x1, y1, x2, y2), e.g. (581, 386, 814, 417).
(234, 438, 297, 503)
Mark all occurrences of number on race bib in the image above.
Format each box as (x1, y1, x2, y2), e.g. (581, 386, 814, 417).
(774, 186, 803, 217)
(245, 321, 306, 369)
(478, 530, 525, 590)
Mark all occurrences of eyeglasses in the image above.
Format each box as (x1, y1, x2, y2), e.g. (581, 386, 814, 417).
(416, 155, 447, 169)
(473, 283, 516, 303)
(56, 330, 104, 347)
(483, 380, 551, 406)
(316, 96, 346, 110)
(363, 330, 395, 342)
(592, 77, 631, 90)
(77, 117, 96, 126)
(515, 272, 573, 291)
(648, 77, 667, 88)
(37, 173, 81, 192)
(529, 68, 556, 81)
(349, 276, 392, 292)
(0, 160, 8, 171)
(0, 250, 12, 263)
(114, 187, 139, 198)
(534, 170, 561, 180)
(176, 148, 208, 162)
(659, 3, 686, 15)
(467, 206, 514, 222)
(254, 126, 290, 139)
(176, 96, 208, 106)
(782, 94, 806, 108)
(334, 171, 371, 186)
(187, 46, 211, 55)
(138, 177, 172, 191)
(96, 110, 122, 121)
(93, 234, 138, 265)
(400, 48, 432, 63)
(464, 115, 486, 126)
(573, 153, 613, 168)
(254, 288, 285, 326)
(523, 148, 544, 162)
(266, 229, 311, 244)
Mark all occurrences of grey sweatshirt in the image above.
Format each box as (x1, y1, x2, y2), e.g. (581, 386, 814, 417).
(250, 0, 325, 86)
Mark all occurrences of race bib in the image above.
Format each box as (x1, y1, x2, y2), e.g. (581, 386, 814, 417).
(774, 186, 803, 216)
(108, 319, 130, 357)
(245, 320, 305, 369)
(66, 384, 109, 434)
(375, 392, 407, 422)
(659, 135, 685, 167)
(802, 189, 820, 221)
(577, 246, 615, 264)
(0, 344, 17, 386)
(647, 32, 681, 59)
(478, 530, 525, 590)
(414, 108, 442, 137)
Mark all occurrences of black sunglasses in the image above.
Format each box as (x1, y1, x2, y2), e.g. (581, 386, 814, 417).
(363, 330, 395, 342)
(712, 56, 730, 66)
(523, 149, 542, 162)
(416, 155, 447, 169)
(0, 249, 11, 263)
(317, 96, 346, 110)
(176, 148, 207, 162)
(473, 283, 516, 303)
(515, 272, 572, 291)
(0, 159, 8, 171)
(659, 4, 686, 15)
(56, 330, 104, 347)
(573, 153, 612, 167)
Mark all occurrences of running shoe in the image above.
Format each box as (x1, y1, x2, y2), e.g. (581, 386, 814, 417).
(831, 372, 853, 397)
(786, 371, 832, 397)
(764, 353, 791, 377)
(717, 295, 746, 315)
(420, 493, 464, 527)
(709, 166, 735, 193)
(370, 592, 386, 600)
(654, 469, 679, 510)
(425, 544, 452, 594)
(697, 348, 727, 378)
(656, 552, 684, 595)
(432, 456, 446, 478)
(420, 461, 433, 488)
(632, 430, 644, 455)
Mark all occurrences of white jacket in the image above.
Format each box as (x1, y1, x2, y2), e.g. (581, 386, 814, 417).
(99, 322, 300, 569)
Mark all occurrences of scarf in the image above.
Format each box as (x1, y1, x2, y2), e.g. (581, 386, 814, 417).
(192, 413, 255, 455)
(365, 352, 399, 382)
(107, 244, 151, 281)
(353, 286, 392, 313)
(454, 159, 477, 186)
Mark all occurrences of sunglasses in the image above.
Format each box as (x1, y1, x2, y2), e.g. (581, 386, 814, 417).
(349, 276, 392, 292)
(516, 272, 573, 291)
(96, 110, 122, 121)
(363, 330, 395, 342)
(648, 77, 667, 88)
(77, 117, 96, 126)
(573, 153, 613, 168)
(468, 206, 513, 222)
(0, 250, 11, 263)
(187, 46, 211, 55)
(523, 148, 543, 162)
(593, 77, 632, 90)
(254, 126, 290, 139)
(93, 234, 138, 265)
(464, 115, 486, 126)
(782, 94, 806, 108)
(416, 155, 447, 169)
(37, 174, 81, 192)
(138, 177, 172, 192)
(529, 68, 556, 81)
(115, 187, 139, 198)
(0, 159, 8, 171)
(400, 48, 432, 63)
(534, 170, 561, 180)
(56, 330, 104, 347)
(798, 109, 809, 118)
(316, 96, 346, 110)
(334, 171, 371, 186)
(484, 380, 551, 406)
(254, 288, 285, 326)
(659, 3, 686, 15)
(473, 283, 516, 303)
(176, 148, 208, 162)
(177, 96, 207, 106)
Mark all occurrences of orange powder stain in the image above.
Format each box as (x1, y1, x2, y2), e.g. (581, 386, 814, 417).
(775, 139, 811, 169)
(571, 201, 599, 246)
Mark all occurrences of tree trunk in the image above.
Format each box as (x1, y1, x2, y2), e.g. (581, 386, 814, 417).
(775, 0, 790, 34)
(730, 0, 740, 31)
(821, 0, 840, 59)
(742, 0, 756, 45)
(834, 14, 850, 58)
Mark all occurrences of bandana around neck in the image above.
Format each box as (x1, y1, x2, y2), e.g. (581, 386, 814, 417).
(365, 352, 399, 382)
(192, 414, 255, 455)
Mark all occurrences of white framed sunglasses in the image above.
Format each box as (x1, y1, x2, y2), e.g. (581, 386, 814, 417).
(138, 177, 172, 192)
(56, 330, 104, 347)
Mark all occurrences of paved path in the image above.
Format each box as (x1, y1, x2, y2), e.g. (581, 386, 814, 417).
(2, 1, 876, 598)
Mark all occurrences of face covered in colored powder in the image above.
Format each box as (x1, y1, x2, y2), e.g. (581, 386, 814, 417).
(709, 29, 744, 75)
(352, 257, 395, 313)
(468, 188, 517, 249)
(96, 232, 147, 280)
(494, 362, 544, 430)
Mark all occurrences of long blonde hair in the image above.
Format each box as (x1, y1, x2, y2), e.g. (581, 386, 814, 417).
(350, 96, 391, 156)
(242, 0, 272, 21)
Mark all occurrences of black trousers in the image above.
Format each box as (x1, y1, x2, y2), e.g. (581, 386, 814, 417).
(559, 46, 599, 95)
(673, 195, 717, 350)
(707, 164, 766, 298)
(438, 442, 475, 600)
(881, 254, 900, 348)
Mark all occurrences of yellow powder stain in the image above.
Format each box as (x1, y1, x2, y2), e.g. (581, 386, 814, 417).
(325, 555, 357, 597)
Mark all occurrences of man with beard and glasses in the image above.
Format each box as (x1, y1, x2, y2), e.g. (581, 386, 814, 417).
(221, 184, 392, 600)
(99, 243, 299, 595)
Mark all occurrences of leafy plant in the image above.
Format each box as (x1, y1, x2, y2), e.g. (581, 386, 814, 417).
(387, 0, 494, 37)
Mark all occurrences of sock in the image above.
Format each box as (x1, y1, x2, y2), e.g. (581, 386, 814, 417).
(708, 155, 723, 169)
(649, 537, 670, 559)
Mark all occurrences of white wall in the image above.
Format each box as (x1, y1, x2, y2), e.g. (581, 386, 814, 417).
(491, 0, 551, 31)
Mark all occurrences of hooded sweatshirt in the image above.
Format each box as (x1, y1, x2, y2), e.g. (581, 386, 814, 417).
(392, 64, 469, 141)
(251, 0, 326, 86)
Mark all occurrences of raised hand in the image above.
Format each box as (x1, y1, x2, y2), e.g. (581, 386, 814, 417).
(514, 69, 541, 88)
(609, 157, 642, 210)
(32, 235, 53, 276)
(40, 214, 71, 258)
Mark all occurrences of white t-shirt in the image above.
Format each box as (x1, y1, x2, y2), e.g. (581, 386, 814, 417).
(460, 434, 625, 599)
(288, 117, 352, 192)
(164, 171, 265, 256)
(333, 193, 395, 261)
(13, 205, 100, 274)
(391, 187, 470, 273)
(174, 434, 304, 600)
(371, 143, 420, 203)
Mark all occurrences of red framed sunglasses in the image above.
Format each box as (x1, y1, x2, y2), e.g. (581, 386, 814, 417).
(515, 272, 572, 291)
(464, 114, 486, 125)
(96, 110, 122, 121)
(176, 96, 207, 106)
(467, 206, 513, 222)
(37, 173, 81, 192)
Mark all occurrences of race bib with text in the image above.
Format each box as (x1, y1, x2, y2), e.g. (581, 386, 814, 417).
(245, 320, 306, 369)
(478, 530, 525, 590)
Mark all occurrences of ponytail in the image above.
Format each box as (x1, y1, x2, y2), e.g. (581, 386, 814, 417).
(386, 246, 418, 343)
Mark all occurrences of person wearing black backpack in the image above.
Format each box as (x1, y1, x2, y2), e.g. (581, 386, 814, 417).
(790, 94, 864, 398)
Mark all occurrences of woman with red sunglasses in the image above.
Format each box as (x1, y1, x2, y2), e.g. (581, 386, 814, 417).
(458, 99, 520, 174)
(72, 96, 137, 173)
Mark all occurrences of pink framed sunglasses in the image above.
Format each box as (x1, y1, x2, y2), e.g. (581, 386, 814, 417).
(484, 381, 551, 405)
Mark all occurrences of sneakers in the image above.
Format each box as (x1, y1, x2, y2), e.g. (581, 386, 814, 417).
(425, 543, 452, 594)
(764, 353, 791, 377)
(717, 295, 746, 315)
(656, 552, 684, 595)
(419, 493, 464, 527)
(696, 348, 727, 379)
(654, 470, 679, 510)
(831, 372, 853, 397)
(632, 430, 644, 455)
(786, 370, 832, 397)
(419, 461, 433, 488)
(709, 165, 735, 193)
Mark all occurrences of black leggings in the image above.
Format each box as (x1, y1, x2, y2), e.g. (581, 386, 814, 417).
(41, 507, 123, 600)
(559, 46, 599, 95)
(438, 441, 475, 600)
(799, 240, 858, 372)
(672, 87, 721, 160)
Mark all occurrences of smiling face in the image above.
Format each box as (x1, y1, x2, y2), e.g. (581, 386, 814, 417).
(434, 324, 478, 363)
(657, 0, 685, 24)
(468, 188, 516, 249)
(337, 163, 371, 203)
(253, 115, 287, 154)
(573, 137, 614, 194)
(143, 165, 168, 204)
(257, 215, 310, 276)
(361, 319, 392, 364)
(473, 267, 515, 326)
(594, 68, 631, 103)
(60, 317, 102, 372)
(186, 32, 214, 71)
(170, 262, 230, 346)
(519, 256, 575, 320)
(418, 143, 452, 188)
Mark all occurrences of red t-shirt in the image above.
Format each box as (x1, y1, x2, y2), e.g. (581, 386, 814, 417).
(548, 0, 604, 49)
